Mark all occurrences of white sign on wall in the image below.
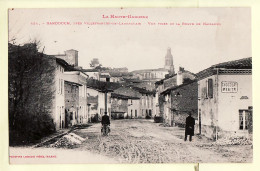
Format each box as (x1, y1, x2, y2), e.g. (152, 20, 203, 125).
(221, 81, 238, 93)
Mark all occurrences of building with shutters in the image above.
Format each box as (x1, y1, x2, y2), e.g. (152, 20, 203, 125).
(197, 57, 252, 140)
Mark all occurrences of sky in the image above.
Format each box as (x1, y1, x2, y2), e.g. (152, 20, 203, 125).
(8, 8, 251, 73)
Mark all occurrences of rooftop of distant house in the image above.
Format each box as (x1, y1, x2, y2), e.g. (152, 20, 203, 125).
(131, 68, 169, 73)
(161, 79, 197, 95)
(87, 79, 124, 92)
(129, 86, 156, 95)
(111, 93, 140, 100)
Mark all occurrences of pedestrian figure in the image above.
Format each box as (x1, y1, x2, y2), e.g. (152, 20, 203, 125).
(101, 112, 110, 135)
(185, 112, 195, 141)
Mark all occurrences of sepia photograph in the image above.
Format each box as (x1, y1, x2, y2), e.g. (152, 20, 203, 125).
(8, 8, 252, 164)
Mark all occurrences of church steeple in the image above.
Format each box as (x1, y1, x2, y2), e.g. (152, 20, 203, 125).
(164, 47, 175, 74)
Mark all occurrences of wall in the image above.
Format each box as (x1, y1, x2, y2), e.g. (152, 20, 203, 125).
(198, 75, 218, 138)
(64, 82, 79, 127)
(64, 50, 78, 66)
(140, 94, 154, 118)
(171, 81, 198, 127)
(78, 73, 88, 124)
(54, 63, 65, 130)
(128, 99, 140, 118)
(98, 91, 111, 118)
(198, 73, 252, 139)
(217, 74, 252, 135)
(78, 84, 87, 124)
(111, 98, 128, 114)
(164, 77, 177, 89)
(87, 88, 99, 120)
(85, 72, 99, 80)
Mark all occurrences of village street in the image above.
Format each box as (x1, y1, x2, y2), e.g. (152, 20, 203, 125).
(70, 119, 253, 163)
(9, 119, 252, 164)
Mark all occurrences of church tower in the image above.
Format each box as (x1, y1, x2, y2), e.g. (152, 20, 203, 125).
(164, 47, 175, 74)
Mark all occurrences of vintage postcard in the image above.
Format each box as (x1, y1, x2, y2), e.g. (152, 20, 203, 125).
(8, 8, 252, 164)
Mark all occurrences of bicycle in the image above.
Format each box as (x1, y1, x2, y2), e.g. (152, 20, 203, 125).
(101, 124, 110, 136)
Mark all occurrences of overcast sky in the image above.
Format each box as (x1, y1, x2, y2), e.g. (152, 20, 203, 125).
(8, 8, 251, 73)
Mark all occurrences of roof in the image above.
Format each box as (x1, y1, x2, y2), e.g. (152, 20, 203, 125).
(64, 80, 83, 86)
(66, 49, 78, 52)
(56, 58, 72, 69)
(111, 93, 140, 100)
(131, 86, 156, 95)
(196, 57, 252, 80)
(100, 75, 110, 78)
(82, 69, 99, 72)
(131, 68, 169, 73)
(87, 79, 124, 92)
(161, 80, 197, 95)
(155, 69, 195, 85)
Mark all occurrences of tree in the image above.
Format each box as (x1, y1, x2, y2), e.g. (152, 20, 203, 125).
(90, 58, 101, 68)
(9, 42, 56, 145)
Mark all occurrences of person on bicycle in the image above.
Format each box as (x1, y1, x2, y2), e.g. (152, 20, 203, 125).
(101, 112, 110, 133)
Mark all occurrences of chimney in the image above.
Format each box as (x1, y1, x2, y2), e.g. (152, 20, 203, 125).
(177, 67, 183, 86)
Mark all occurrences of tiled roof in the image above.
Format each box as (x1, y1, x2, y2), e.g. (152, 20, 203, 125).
(196, 57, 252, 80)
(111, 93, 140, 100)
(161, 80, 197, 95)
(87, 79, 123, 92)
(155, 69, 195, 85)
(131, 86, 156, 95)
(131, 68, 168, 73)
(82, 69, 99, 72)
(100, 75, 110, 78)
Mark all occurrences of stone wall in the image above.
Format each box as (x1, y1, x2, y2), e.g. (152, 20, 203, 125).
(171, 81, 198, 127)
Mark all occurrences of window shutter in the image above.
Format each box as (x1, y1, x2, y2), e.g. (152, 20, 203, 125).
(208, 79, 213, 98)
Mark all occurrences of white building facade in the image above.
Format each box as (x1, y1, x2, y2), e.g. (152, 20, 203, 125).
(197, 57, 252, 139)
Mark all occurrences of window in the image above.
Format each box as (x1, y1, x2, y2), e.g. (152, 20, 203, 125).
(208, 79, 213, 98)
(205, 79, 213, 98)
(239, 110, 249, 130)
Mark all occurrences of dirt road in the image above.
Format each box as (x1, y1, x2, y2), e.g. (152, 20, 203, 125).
(72, 119, 252, 163)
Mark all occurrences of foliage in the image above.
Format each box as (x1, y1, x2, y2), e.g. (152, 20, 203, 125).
(9, 43, 56, 145)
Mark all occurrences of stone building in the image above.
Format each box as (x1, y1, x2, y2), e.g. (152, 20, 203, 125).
(161, 80, 198, 127)
(63, 71, 88, 127)
(52, 58, 67, 130)
(155, 67, 196, 118)
(114, 86, 155, 118)
(111, 93, 140, 119)
(196, 57, 252, 140)
(111, 93, 128, 119)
